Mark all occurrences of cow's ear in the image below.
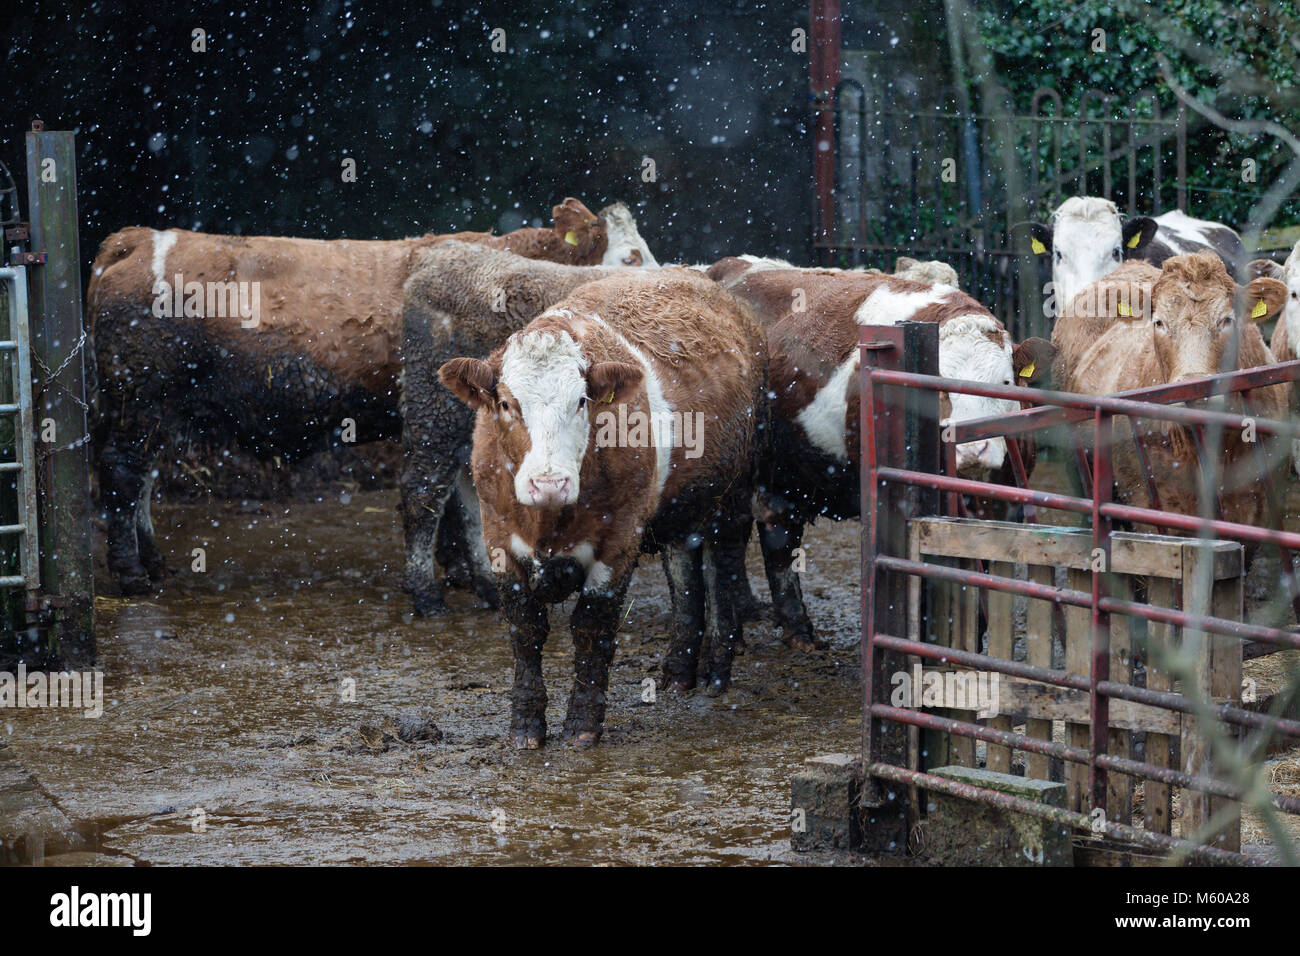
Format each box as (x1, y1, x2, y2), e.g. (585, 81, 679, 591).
(438, 357, 498, 408)
(1247, 257, 1285, 281)
(587, 361, 643, 405)
(1013, 337, 1056, 385)
(552, 198, 598, 242)
(1239, 276, 1287, 323)
(1028, 222, 1052, 257)
(1121, 217, 1158, 259)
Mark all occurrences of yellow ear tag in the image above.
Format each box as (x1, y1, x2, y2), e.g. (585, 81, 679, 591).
(1127, 232, 1141, 248)
(1019, 362, 1035, 379)
(604, 390, 615, 404)
(564, 230, 579, 246)
(1030, 238, 1046, 255)
(1252, 299, 1268, 319)
(1117, 302, 1132, 317)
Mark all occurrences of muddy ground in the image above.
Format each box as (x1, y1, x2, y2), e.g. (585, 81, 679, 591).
(1, 488, 869, 866)
(3, 457, 1300, 865)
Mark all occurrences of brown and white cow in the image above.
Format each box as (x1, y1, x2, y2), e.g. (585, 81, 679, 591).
(711, 263, 1048, 648)
(437, 270, 766, 748)
(1245, 252, 1300, 477)
(1067, 251, 1288, 529)
(90, 199, 634, 593)
(1029, 196, 1244, 319)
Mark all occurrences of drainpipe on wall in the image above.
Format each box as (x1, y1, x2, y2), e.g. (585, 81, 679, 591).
(810, 0, 842, 262)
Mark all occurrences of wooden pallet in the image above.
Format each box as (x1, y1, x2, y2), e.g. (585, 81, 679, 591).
(908, 516, 1244, 850)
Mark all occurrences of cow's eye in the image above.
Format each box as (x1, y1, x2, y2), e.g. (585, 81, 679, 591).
(1220, 314, 1234, 329)
(499, 399, 510, 414)
(1291, 291, 1297, 300)
(577, 396, 587, 413)
(1054, 250, 1062, 264)
(1153, 318, 1165, 330)
(1112, 246, 1122, 260)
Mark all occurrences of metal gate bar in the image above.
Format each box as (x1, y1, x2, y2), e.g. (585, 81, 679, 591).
(860, 324, 1300, 861)
(0, 266, 39, 591)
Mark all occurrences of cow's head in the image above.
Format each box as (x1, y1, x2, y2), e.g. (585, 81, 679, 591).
(1251, 253, 1300, 353)
(439, 326, 642, 508)
(940, 316, 1043, 476)
(1134, 251, 1285, 383)
(1030, 197, 1158, 312)
(597, 202, 659, 268)
(551, 198, 607, 260)
(894, 256, 959, 287)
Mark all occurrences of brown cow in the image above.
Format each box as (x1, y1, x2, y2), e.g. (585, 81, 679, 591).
(399, 241, 631, 615)
(437, 270, 766, 748)
(1052, 259, 1161, 393)
(712, 264, 1048, 649)
(1067, 251, 1288, 529)
(90, 199, 613, 592)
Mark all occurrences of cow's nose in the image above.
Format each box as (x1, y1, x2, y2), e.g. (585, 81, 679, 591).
(955, 439, 1005, 475)
(527, 475, 572, 507)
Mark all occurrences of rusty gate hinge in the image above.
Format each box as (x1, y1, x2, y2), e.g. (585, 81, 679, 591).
(8, 252, 45, 266)
(4, 223, 29, 242)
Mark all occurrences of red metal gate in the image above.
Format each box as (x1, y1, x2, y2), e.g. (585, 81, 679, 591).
(859, 322, 1300, 864)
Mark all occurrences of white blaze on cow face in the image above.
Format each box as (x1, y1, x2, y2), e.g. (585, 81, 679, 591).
(938, 316, 1019, 475)
(1050, 197, 1125, 310)
(598, 202, 659, 268)
(499, 328, 592, 508)
(1284, 247, 1300, 357)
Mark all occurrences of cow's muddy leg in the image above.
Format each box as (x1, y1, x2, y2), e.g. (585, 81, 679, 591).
(759, 518, 824, 651)
(499, 579, 550, 749)
(730, 519, 766, 624)
(716, 515, 758, 655)
(399, 443, 463, 616)
(701, 537, 743, 696)
(434, 482, 471, 587)
(99, 441, 154, 595)
(660, 542, 705, 691)
(434, 468, 497, 607)
(135, 471, 167, 580)
(563, 581, 630, 747)
(455, 467, 499, 607)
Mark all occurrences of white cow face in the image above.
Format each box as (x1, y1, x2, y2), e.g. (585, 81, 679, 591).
(1283, 247, 1300, 349)
(598, 202, 660, 268)
(1030, 197, 1157, 317)
(498, 330, 593, 506)
(438, 324, 643, 509)
(938, 316, 1020, 475)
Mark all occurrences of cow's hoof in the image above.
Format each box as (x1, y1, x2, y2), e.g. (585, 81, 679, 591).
(473, 579, 501, 610)
(736, 595, 769, 623)
(704, 677, 730, 698)
(411, 592, 450, 617)
(116, 572, 153, 596)
(572, 731, 600, 748)
(511, 732, 544, 750)
(785, 632, 826, 653)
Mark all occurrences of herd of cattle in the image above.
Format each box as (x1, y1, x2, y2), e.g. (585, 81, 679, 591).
(83, 195, 1298, 748)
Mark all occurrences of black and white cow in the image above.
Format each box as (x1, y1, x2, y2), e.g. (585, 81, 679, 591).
(1029, 196, 1244, 318)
